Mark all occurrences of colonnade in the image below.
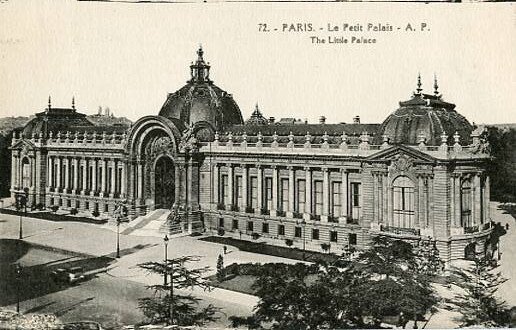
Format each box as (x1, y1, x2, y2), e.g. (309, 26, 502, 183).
(213, 163, 357, 223)
(46, 155, 126, 198)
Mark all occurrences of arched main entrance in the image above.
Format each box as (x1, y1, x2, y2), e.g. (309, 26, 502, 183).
(155, 156, 175, 209)
(465, 242, 476, 260)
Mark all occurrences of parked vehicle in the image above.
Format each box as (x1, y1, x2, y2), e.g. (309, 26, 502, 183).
(50, 267, 85, 284)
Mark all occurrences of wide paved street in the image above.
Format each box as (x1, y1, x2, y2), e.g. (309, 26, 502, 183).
(0, 211, 299, 328)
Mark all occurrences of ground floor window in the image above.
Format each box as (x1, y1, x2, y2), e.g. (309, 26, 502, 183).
(262, 223, 269, 234)
(295, 226, 302, 238)
(232, 219, 238, 230)
(312, 228, 319, 240)
(218, 218, 224, 228)
(348, 233, 357, 246)
(247, 221, 254, 232)
(330, 230, 338, 242)
(278, 224, 285, 236)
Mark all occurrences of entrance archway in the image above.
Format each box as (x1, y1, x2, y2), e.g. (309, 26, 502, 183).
(155, 156, 175, 209)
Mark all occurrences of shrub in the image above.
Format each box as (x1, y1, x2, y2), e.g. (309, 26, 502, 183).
(70, 208, 78, 215)
(217, 227, 225, 236)
(245, 206, 254, 213)
(216, 254, 225, 281)
(251, 233, 261, 240)
(285, 238, 294, 247)
(34, 203, 45, 211)
(50, 205, 59, 213)
(217, 203, 225, 210)
(92, 209, 100, 218)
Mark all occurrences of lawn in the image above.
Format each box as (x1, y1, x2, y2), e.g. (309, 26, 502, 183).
(200, 236, 339, 263)
(0, 208, 107, 225)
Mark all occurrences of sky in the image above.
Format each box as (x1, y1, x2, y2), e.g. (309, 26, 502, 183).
(0, 1, 514, 125)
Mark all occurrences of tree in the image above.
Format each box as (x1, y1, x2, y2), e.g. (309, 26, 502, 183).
(451, 257, 511, 327)
(216, 254, 225, 282)
(138, 256, 220, 326)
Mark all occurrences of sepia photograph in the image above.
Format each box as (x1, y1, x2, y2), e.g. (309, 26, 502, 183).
(0, 1, 515, 329)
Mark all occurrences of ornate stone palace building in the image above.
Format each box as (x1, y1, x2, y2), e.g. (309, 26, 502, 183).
(10, 47, 493, 262)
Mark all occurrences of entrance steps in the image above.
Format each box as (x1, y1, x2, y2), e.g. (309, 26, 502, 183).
(125, 209, 171, 237)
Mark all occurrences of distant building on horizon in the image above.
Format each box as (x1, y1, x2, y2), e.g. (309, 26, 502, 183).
(9, 47, 494, 263)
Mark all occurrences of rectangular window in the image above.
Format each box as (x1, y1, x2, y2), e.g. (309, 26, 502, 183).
(280, 179, 289, 211)
(219, 218, 224, 228)
(221, 174, 229, 205)
(312, 228, 319, 240)
(250, 177, 258, 209)
(104, 204, 109, 212)
(295, 226, 302, 238)
(278, 224, 285, 236)
(232, 219, 239, 230)
(247, 221, 254, 232)
(264, 177, 273, 210)
(235, 175, 243, 207)
(331, 181, 342, 219)
(330, 230, 338, 242)
(351, 183, 361, 220)
(297, 179, 306, 213)
(348, 233, 357, 246)
(262, 223, 269, 234)
(313, 180, 323, 216)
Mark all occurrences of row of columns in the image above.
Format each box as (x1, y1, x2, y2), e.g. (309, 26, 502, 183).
(213, 163, 351, 222)
(47, 155, 126, 197)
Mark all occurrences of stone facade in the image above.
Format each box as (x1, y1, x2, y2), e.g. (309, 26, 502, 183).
(9, 48, 494, 263)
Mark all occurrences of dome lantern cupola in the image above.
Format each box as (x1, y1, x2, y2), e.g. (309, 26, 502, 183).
(189, 45, 211, 84)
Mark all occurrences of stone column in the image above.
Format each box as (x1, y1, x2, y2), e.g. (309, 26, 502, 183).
(91, 158, 97, 196)
(341, 169, 348, 220)
(372, 173, 378, 224)
(271, 165, 278, 216)
(288, 166, 295, 217)
(382, 173, 388, 224)
(64, 157, 70, 191)
(120, 162, 127, 198)
(174, 165, 180, 207)
(137, 161, 143, 202)
(485, 176, 490, 222)
(227, 163, 234, 208)
(304, 166, 312, 221)
(474, 173, 482, 225)
(46, 156, 52, 191)
(387, 178, 393, 226)
(56, 157, 61, 191)
(110, 159, 116, 197)
(11, 155, 17, 192)
(213, 163, 219, 205)
(81, 158, 87, 195)
(256, 165, 263, 212)
(321, 167, 329, 222)
(101, 158, 107, 197)
(72, 157, 78, 194)
(450, 175, 456, 227)
(454, 175, 461, 227)
(242, 165, 248, 210)
(418, 176, 425, 229)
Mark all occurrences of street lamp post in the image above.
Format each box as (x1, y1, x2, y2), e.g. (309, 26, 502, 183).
(15, 264, 21, 313)
(164, 235, 169, 286)
(116, 219, 121, 258)
(114, 201, 128, 259)
(15, 192, 27, 240)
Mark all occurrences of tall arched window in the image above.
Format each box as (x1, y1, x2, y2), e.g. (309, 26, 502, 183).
(393, 176, 415, 228)
(21, 157, 31, 189)
(461, 179, 472, 227)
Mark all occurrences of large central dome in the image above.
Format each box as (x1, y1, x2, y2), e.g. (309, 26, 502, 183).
(158, 47, 243, 132)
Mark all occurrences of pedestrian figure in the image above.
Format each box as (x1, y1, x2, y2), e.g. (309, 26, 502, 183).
(223, 245, 227, 255)
(506, 223, 510, 231)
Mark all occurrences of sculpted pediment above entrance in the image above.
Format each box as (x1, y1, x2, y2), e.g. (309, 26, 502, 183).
(367, 145, 436, 164)
(11, 139, 36, 152)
